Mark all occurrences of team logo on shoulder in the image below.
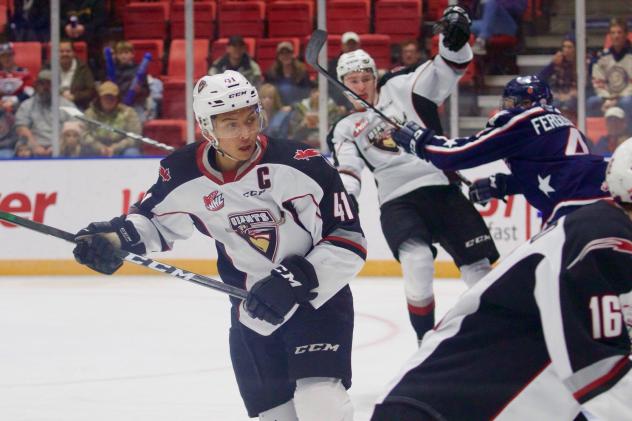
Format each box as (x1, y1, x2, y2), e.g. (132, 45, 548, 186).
(294, 149, 321, 160)
(159, 166, 171, 182)
(353, 118, 369, 136)
(203, 191, 224, 211)
(228, 209, 281, 260)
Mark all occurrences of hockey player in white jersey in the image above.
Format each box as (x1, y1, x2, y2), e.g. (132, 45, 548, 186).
(327, 6, 499, 343)
(72, 70, 366, 421)
(370, 137, 632, 421)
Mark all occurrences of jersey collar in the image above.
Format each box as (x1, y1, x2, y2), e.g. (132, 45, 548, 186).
(196, 135, 268, 184)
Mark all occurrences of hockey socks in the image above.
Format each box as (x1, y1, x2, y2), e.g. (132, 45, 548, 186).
(408, 300, 435, 343)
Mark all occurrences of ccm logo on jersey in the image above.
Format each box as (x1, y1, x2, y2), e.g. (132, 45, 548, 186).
(243, 189, 266, 197)
(203, 191, 225, 211)
(159, 166, 171, 182)
(294, 149, 321, 160)
(465, 234, 492, 248)
(294, 343, 340, 354)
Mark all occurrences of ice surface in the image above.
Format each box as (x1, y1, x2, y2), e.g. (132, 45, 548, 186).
(0, 276, 466, 421)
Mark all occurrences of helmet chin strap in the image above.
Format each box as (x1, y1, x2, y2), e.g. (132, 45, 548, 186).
(203, 132, 241, 162)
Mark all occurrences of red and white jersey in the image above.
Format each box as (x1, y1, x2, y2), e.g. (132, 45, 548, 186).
(126, 136, 367, 335)
(327, 37, 472, 205)
(377, 200, 632, 420)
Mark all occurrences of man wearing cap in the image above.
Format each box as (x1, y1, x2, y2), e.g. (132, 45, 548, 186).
(0, 42, 34, 112)
(264, 40, 311, 105)
(14, 69, 75, 157)
(209, 35, 262, 88)
(591, 106, 632, 156)
(82, 81, 142, 157)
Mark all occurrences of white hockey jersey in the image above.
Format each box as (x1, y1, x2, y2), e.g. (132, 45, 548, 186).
(125, 136, 367, 335)
(327, 37, 473, 205)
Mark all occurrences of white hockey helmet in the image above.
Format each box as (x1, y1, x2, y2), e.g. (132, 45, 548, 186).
(192, 70, 263, 145)
(606, 137, 632, 203)
(336, 49, 377, 82)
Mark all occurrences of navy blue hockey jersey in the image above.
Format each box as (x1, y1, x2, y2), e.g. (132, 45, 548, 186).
(421, 106, 609, 224)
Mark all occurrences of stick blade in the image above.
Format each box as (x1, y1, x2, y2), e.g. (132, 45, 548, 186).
(305, 29, 328, 67)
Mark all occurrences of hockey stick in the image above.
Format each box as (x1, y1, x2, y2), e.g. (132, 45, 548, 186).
(0, 211, 248, 300)
(305, 30, 472, 187)
(61, 106, 175, 152)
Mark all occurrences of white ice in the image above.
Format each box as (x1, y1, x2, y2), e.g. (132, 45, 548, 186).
(0, 276, 467, 421)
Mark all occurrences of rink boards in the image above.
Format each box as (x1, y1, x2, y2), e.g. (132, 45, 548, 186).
(0, 157, 540, 277)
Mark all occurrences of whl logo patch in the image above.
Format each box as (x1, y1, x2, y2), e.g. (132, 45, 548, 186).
(229, 209, 280, 260)
(203, 191, 224, 211)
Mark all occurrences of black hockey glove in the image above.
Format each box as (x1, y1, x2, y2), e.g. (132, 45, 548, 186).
(245, 255, 319, 325)
(468, 174, 509, 205)
(73, 216, 145, 275)
(434, 5, 472, 52)
(392, 121, 434, 159)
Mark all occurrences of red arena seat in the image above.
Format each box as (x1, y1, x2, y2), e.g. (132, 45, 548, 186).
(13, 42, 42, 76)
(167, 39, 210, 80)
(142, 119, 189, 156)
(327, 0, 370, 35)
(162, 80, 186, 119)
(123, 2, 169, 39)
(360, 34, 391, 70)
(218, 1, 265, 38)
(374, 0, 422, 43)
(267, 1, 314, 38)
(129, 39, 164, 77)
(171, 1, 217, 40)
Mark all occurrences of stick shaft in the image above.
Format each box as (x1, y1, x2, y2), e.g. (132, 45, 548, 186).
(0, 211, 248, 300)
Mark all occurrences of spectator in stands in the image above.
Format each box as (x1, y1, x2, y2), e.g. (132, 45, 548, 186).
(0, 43, 34, 113)
(260, 83, 292, 139)
(471, 0, 527, 55)
(289, 82, 343, 148)
(60, 120, 85, 157)
(61, 1, 107, 75)
(113, 41, 152, 122)
(58, 40, 95, 111)
(13, 138, 33, 158)
(0, 107, 17, 158)
(538, 35, 577, 121)
(82, 81, 141, 157)
(264, 41, 311, 106)
(9, 0, 50, 42)
(392, 40, 425, 72)
(590, 106, 631, 156)
(588, 18, 632, 129)
(15, 69, 75, 157)
(328, 32, 362, 110)
(209, 35, 262, 88)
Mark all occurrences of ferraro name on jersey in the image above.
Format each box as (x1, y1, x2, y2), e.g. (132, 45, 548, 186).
(125, 136, 366, 335)
(423, 105, 609, 223)
(327, 43, 471, 205)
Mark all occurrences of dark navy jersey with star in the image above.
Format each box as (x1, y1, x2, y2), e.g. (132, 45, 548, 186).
(124, 136, 366, 335)
(420, 106, 609, 223)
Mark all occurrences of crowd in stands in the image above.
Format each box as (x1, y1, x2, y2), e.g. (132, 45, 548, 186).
(0, 1, 630, 159)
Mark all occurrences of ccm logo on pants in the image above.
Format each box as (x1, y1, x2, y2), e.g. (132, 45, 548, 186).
(465, 234, 492, 248)
(294, 343, 340, 354)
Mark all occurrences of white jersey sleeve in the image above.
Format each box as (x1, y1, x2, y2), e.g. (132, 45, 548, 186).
(327, 118, 365, 198)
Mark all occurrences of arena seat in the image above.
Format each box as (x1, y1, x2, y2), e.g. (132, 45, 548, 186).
(171, 1, 216, 40)
(123, 2, 170, 39)
(360, 34, 391, 70)
(255, 37, 300, 72)
(142, 119, 188, 156)
(167, 39, 210, 80)
(210, 37, 256, 62)
(161, 80, 186, 119)
(425, 0, 448, 21)
(586, 117, 607, 144)
(267, 1, 314, 38)
(218, 1, 265, 38)
(374, 0, 422, 43)
(327, 0, 371, 35)
(13, 42, 42, 76)
(129, 39, 164, 77)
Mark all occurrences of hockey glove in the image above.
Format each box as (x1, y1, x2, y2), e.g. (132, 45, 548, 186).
(73, 216, 145, 275)
(468, 174, 509, 205)
(392, 121, 434, 159)
(434, 5, 472, 52)
(245, 255, 319, 325)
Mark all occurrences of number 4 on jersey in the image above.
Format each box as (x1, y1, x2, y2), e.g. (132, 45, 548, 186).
(334, 192, 354, 221)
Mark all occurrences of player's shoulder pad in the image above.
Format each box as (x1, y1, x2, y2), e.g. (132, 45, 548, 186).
(377, 65, 416, 90)
(156, 142, 203, 188)
(262, 137, 338, 185)
(563, 200, 632, 250)
(486, 109, 514, 127)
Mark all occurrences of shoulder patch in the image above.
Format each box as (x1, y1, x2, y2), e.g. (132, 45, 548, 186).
(159, 165, 171, 182)
(293, 148, 322, 160)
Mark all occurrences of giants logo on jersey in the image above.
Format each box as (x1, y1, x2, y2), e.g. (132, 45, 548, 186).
(367, 121, 399, 152)
(203, 191, 224, 211)
(228, 209, 281, 260)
